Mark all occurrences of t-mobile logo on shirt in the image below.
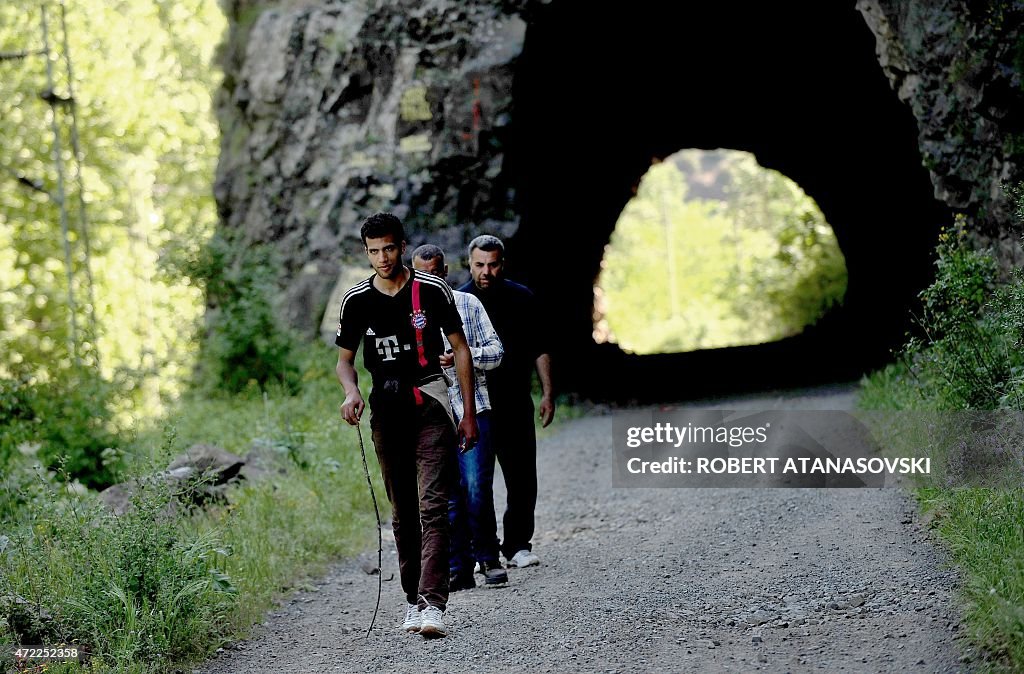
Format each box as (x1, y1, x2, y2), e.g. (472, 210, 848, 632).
(376, 336, 400, 361)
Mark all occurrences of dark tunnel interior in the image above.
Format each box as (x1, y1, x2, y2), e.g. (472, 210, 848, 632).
(497, 0, 951, 403)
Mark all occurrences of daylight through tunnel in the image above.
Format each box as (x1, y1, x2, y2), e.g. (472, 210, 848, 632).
(499, 0, 950, 401)
(593, 149, 848, 356)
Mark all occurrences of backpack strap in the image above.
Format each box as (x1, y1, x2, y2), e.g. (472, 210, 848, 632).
(411, 278, 429, 368)
(411, 278, 428, 405)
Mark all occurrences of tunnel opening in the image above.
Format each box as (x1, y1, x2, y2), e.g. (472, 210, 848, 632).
(593, 149, 848, 355)
(499, 0, 950, 402)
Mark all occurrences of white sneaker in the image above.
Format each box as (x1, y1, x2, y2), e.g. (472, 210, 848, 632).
(418, 605, 447, 638)
(402, 603, 422, 633)
(507, 549, 540, 568)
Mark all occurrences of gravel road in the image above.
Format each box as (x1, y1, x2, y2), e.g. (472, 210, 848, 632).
(197, 384, 970, 674)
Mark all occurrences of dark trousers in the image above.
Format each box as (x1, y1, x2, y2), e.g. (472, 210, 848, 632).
(449, 411, 499, 575)
(370, 394, 457, 611)
(490, 396, 538, 559)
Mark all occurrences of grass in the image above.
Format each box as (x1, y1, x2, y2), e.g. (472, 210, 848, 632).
(132, 341, 387, 632)
(859, 367, 1024, 672)
(915, 488, 1024, 670)
(1, 341, 383, 672)
(1, 340, 585, 672)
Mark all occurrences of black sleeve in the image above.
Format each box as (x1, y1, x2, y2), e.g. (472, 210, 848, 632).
(434, 285, 464, 337)
(526, 289, 551, 359)
(335, 292, 366, 351)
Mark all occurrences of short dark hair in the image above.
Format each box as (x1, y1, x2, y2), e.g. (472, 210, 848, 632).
(468, 234, 504, 259)
(411, 244, 445, 264)
(360, 212, 406, 246)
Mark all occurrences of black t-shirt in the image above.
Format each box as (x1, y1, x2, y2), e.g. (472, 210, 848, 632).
(457, 277, 548, 400)
(336, 269, 463, 393)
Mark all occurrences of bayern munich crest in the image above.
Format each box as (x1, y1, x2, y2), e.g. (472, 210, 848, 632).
(410, 309, 427, 329)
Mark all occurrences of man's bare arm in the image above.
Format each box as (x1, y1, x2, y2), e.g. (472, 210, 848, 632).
(536, 353, 554, 428)
(447, 329, 479, 449)
(336, 347, 364, 425)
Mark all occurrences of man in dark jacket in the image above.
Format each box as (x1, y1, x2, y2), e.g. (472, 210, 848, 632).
(457, 234, 554, 569)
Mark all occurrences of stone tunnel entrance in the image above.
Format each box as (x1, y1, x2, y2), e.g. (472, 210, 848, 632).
(499, 1, 950, 402)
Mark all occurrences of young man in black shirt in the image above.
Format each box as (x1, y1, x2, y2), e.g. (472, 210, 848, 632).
(458, 234, 554, 569)
(336, 213, 478, 638)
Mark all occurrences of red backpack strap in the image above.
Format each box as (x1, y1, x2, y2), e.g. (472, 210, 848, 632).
(411, 278, 429, 368)
(411, 277, 427, 406)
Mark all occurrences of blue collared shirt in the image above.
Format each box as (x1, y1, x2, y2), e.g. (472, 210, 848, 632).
(443, 290, 503, 419)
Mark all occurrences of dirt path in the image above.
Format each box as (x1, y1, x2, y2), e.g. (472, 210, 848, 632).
(197, 385, 968, 673)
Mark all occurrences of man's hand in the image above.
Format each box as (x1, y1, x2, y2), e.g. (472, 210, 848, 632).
(539, 395, 555, 428)
(336, 347, 364, 425)
(439, 350, 454, 368)
(458, 414, 479, 453)
(340, 392, 365, 425)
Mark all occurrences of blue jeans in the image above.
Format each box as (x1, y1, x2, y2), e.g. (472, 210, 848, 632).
(449, 411, 499, 576)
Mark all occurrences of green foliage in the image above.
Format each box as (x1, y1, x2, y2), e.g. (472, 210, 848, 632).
(916, 488, 1024, 670)
(1010, 182, 1024, 223)
(2, 341, 381, 672)
(0, 445, 81, 527)
(192, 236, 302, 395)
(134, 342, 363, 466)
(0, 377, 36, 456)
(595, 150, 847, 354)
(860, 183, 1024, 672)
(861, 200, 1024, 412)
(993, 272, 1024, 353)
(720, 154, 848, 331)
(0, 0, 224, 405)
(1, 472, 237, 667)
(894, 217, 1024, 410)
(857, 361, 928, 412)
(0, 368, 123, 490)
(0, 338, 587, 672)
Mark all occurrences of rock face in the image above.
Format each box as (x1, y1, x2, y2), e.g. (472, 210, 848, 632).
(214, 1, 1024, 340)
(215, 0, 528, 337)
(856, 0, 1024, 261)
